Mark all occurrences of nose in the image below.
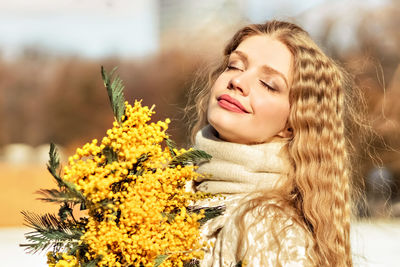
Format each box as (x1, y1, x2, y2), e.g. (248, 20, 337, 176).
(228, 73, 250, 96)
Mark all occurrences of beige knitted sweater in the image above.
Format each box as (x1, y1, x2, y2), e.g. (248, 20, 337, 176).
(193, 125, 314, 267)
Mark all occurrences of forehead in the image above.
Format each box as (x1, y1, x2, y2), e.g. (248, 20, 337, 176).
(233, 35, 293, 82)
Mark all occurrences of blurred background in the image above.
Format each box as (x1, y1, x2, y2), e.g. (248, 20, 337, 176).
(1, 0, 400, 266)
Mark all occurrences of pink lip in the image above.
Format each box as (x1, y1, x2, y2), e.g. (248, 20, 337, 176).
(217, 94, 249, 113)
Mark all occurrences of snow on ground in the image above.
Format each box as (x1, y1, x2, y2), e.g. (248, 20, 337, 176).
(351, 220, 400, 267)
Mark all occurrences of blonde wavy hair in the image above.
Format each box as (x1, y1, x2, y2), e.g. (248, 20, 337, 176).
(185, 20, 369, 266)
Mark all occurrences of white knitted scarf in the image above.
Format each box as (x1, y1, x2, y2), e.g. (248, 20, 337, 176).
(194, 125, 290, 195)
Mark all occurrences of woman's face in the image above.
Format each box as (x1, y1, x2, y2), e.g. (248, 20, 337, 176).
(207, 34, 293, 144)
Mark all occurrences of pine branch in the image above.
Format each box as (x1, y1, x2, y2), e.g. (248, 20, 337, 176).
(20, 211, 82, 254)
(101, 66, 126, 124)
(170, 149, 212, 167)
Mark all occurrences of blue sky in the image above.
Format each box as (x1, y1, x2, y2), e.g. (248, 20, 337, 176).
(0, 0, 389, 59)
(0, 0, 159, 59)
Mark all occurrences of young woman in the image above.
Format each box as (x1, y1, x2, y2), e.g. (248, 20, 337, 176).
(186, 20, 366, 266)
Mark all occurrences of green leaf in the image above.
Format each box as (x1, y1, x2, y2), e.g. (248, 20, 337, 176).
(36, 188, 84, 205)
(58, 203, 73, 221)
(101, 66, 126, 124)
(84, 261, 98, 267)
(188, 205, 225, 225)
(81, 257, 102, 267)
(47, 143, 63, 187)
(169, 149, 211, 167)
(102, 145, 118, 164)
(165, 138, 177, 157)
(131, 153, 149, 175)
(161, 212, 177, 223)
(153, 254, 169, 267)
(111, 177, 133, 193)
(62, 180, 86, 204)
(48, 143, 59, 171)
(43, 143, 86, 207)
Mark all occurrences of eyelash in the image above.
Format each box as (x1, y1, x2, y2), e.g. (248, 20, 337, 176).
(227, 64, 278, 92)
(226, 65, 239, 71)
(260, 80, 277, 92)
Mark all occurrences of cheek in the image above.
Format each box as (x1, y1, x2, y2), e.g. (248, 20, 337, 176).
(211, 75, 226, 93)
(207, 87, 218, 122)
(254, 96, 290, 127)
(207, 77, 226, 116)
(210, 83, 218, 97)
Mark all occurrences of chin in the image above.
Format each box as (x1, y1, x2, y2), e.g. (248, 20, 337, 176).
(209, 122, 247, 144)
(208, 108, 252, 144)
(210, 120, 273, 145)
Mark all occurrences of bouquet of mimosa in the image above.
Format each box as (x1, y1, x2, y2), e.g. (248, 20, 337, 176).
(20, 67, 223, 267)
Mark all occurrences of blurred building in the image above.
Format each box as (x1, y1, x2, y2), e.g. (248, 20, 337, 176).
(158, 0, 246, 56)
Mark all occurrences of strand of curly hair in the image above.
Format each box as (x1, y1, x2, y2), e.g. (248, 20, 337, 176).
(185, 20, 370, 266)
(287, 33, 352, 266)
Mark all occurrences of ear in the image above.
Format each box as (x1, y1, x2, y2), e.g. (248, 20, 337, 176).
(277, 126, 293, 138)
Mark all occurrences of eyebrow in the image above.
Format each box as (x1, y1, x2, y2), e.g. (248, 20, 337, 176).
(230, 50, 289, 89)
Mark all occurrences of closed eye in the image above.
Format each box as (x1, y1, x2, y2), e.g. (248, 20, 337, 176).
(226, 65, 241, 71)
(260, 80, 278, 92)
